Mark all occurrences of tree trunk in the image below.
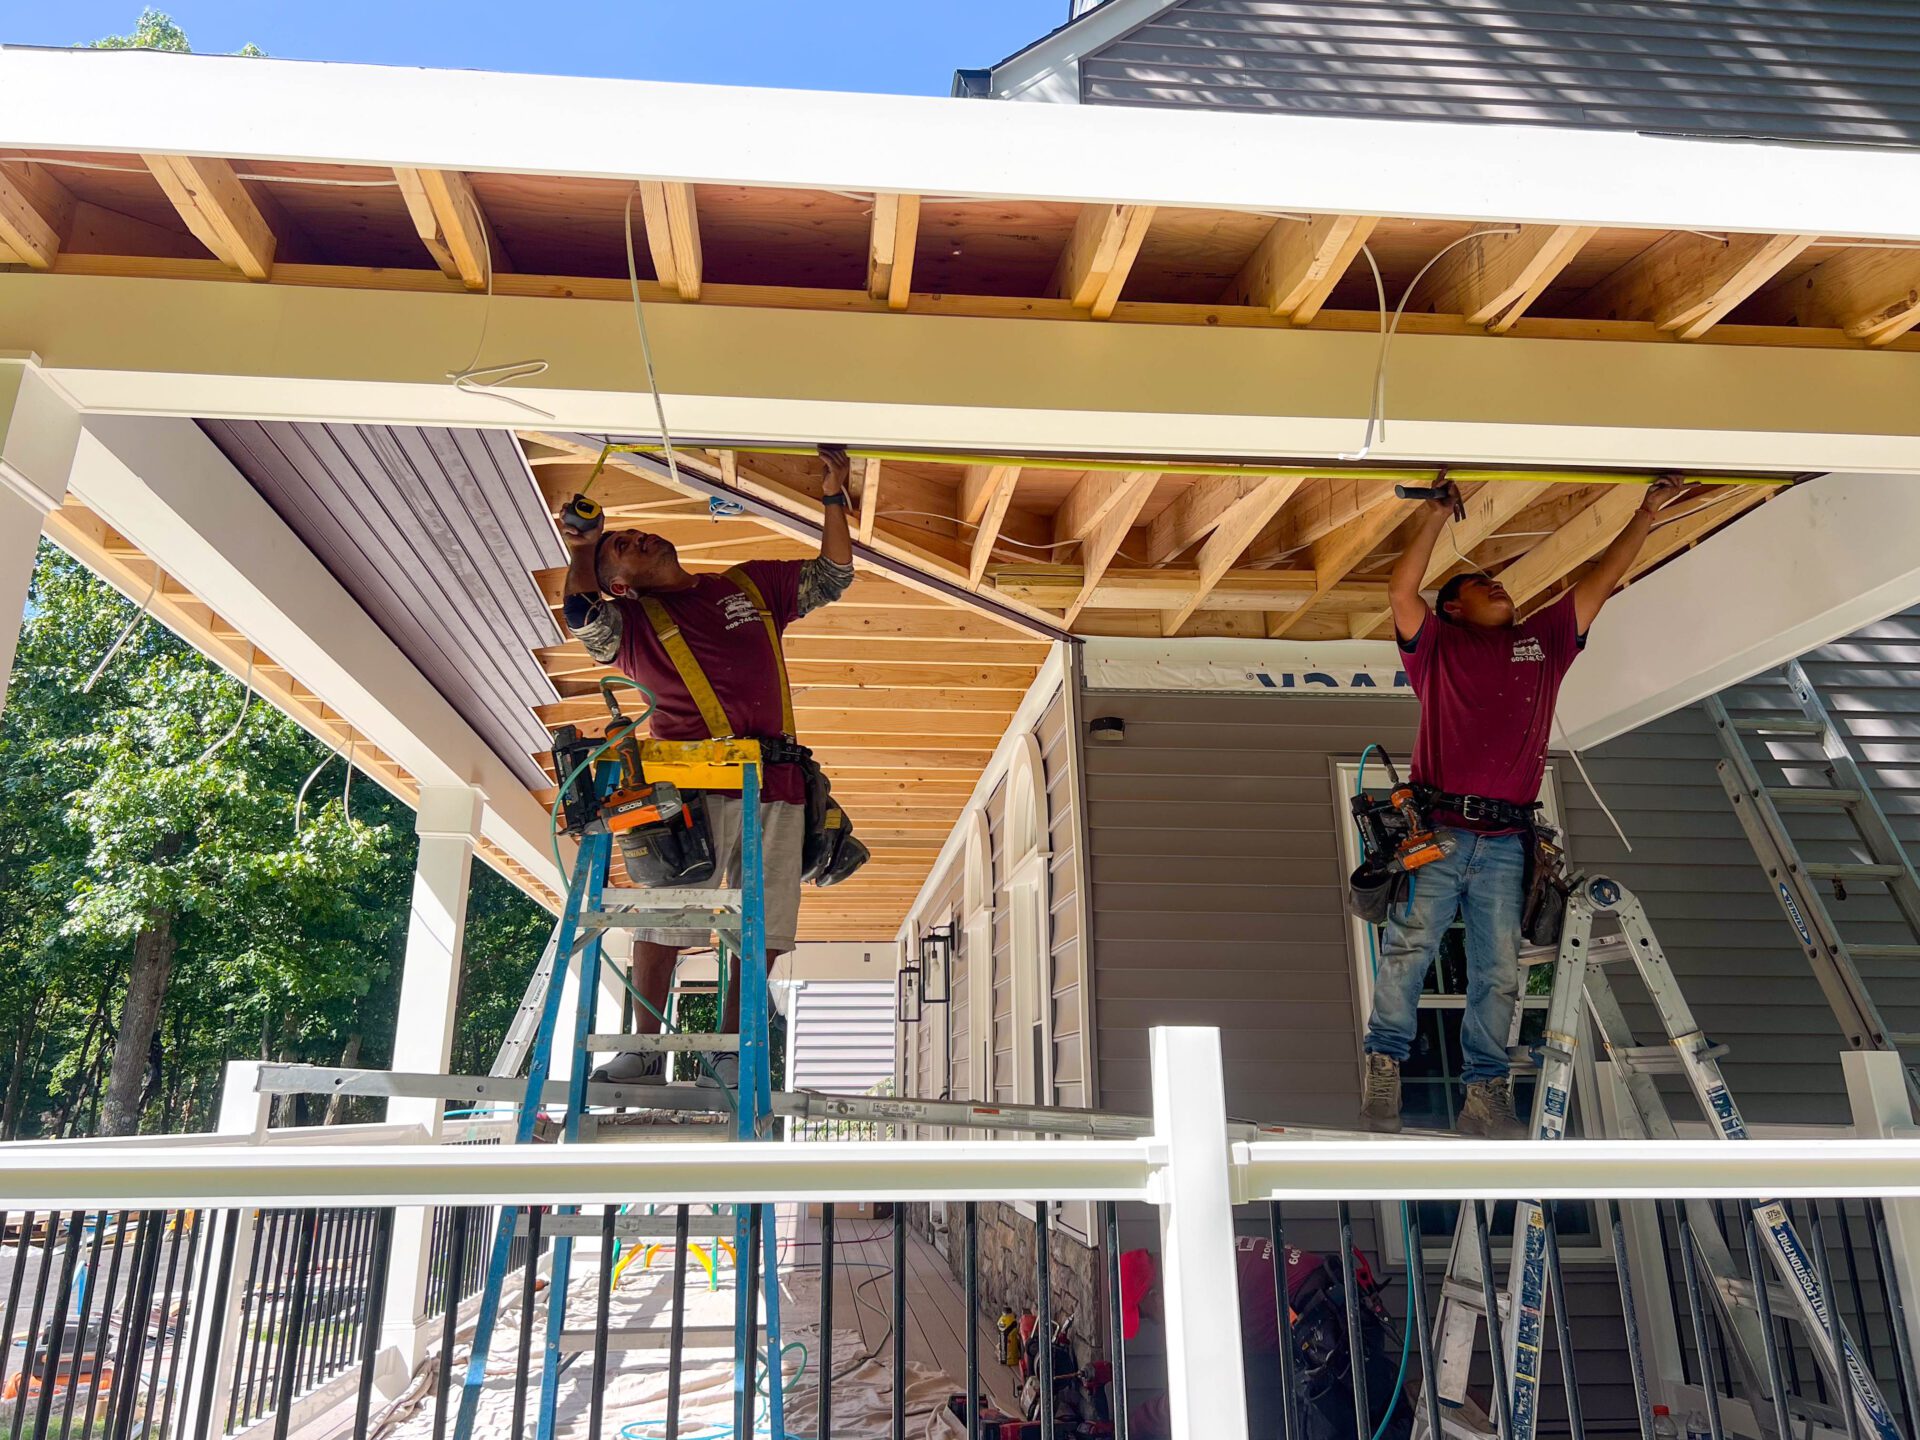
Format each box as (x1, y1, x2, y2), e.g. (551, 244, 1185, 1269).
(0, 1012, 33, 1142)
(100, 912, 177, 1137)
(323, 1035, 362, 1125)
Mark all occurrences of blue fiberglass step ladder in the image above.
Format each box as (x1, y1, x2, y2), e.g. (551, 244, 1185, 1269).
(1418, 875, 1905, 1440)
(451, 745, 785, 1440)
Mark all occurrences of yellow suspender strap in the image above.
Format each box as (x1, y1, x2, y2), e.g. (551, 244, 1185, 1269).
(724, 566, 798, 739)
(636, 596, 734, 739)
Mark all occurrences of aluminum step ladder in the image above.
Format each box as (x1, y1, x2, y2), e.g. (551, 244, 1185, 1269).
(449, 757, 786, 1440)
(1704, 659, 1920, 1107)
(1419, 874, 1904, 1440)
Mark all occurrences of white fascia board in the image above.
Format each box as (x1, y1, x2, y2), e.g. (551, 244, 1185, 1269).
(1556, 473, 1920, 752)
(4, 46, 1920, 240)
(65, 414, 564, 894)
(13, 273, 1920, 475)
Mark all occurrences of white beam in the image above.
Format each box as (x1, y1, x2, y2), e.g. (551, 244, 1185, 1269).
(5, 48, 1920, 241)
(1555, 474, 1920, 751)
(1842, 1053, 1920, 1369)
(60, 414, 563, 892)
(13, 274, 1920, 476)
(0, 361, 80, 714)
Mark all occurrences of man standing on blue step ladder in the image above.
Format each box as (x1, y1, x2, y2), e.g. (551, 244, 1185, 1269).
(1358, 475, 1695, 1138)
(559, 444, 858, 1088)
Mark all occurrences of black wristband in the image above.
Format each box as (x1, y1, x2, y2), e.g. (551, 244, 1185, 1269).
(821, 492, 850, 509)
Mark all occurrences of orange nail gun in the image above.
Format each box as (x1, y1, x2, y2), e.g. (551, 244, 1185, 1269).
(1351, 749, 1454, 875)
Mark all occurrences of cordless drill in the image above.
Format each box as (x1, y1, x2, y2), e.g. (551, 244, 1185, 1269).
(1379, 752, 1452, 872)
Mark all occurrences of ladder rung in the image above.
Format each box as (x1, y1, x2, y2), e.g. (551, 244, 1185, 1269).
(1885, 1034, 1920, 1048)
(583, 911, 743, 932)
(1438, 1278, 1504, 1315)
(1732, 716, 1826, 735)
(1608, 1043, 1730, 1076)
(556, 1324, 736, 1354)
(1764, 786, 1863, 809)
(1848, 944, 1920, 961)
(1586, 935, 1636, 966)
(586, 1033, 741, 1053)
(1804, 863, 1908, 881)
(599, 886, 742, 911)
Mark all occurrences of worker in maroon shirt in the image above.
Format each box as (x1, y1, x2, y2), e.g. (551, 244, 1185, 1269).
(559, 447, 856, 1090)
(1361, 476, 1694, 1137)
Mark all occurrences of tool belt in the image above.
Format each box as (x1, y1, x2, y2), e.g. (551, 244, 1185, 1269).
(634, 566, 869, 889)
(1413, 786, 1543, 831)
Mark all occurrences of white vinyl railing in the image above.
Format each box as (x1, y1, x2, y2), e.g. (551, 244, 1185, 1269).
(3, 1029, 1920, 1440)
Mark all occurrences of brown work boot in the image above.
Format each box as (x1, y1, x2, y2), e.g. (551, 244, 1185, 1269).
(1458, 1077, 1527, 1140)
(1359, 1053, 1403, 1133)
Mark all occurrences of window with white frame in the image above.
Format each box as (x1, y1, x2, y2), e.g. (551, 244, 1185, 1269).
(961, 812, 994, 1111)
(1006, 737, 1051, 1114)
(1334, 758, 1602, 1258)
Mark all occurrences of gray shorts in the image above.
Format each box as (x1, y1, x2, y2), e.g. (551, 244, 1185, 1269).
(637, 796, 803, 954)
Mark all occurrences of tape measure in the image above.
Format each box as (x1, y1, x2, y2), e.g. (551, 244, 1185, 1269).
(560, 493, 603, 535)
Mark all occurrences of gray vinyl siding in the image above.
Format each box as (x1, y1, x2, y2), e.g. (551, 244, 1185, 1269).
(201, 420, 564, 791)
(1075, 0, 1920, 146)
(896, 680, 1086, 1116)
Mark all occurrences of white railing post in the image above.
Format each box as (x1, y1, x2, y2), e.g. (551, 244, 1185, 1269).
(1149, 1026, 1249, 1440)
(1842, 1051, 1920, 1362)
(179, 1060, 271, 1438)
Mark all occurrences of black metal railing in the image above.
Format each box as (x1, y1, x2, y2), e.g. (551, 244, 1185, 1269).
(225, 1207, 386, 1434)
(1240, 1195, 1920, 1440)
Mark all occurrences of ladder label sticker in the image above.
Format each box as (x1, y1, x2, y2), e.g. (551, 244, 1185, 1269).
(1755, 1201, 1903, 1440)
(1536, 1084, 1569, 1142)
(1777, 882, 1815, 947)
(1703, 1083, 1751, 1141)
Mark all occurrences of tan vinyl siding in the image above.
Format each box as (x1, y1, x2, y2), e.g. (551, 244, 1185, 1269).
(1039, 684, 1087, 1109)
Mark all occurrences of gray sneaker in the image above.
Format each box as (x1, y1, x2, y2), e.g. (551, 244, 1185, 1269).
(589, 1049, 666, 1086)
(695, 1052, 740, 1091)
(1459, 1077, 1527, 1140)
(1360, 1053, 1403, 1133)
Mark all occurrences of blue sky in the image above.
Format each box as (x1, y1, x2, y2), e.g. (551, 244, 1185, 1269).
(0, 2, 1062, 94)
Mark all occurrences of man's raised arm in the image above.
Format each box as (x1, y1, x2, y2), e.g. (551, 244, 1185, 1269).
(1388, 480, 1460, 642)
(796, 445, 856, 618)
(1570, 476, 1697, 634)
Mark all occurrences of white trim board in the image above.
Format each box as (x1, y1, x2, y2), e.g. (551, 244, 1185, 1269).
(3, 46, 1920, 239)
(1556, 472, 1920, 751)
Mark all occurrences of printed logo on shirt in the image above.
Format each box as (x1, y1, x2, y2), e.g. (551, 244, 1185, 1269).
(719, 592, 760, 632)
(1511, 637, 1546, 664)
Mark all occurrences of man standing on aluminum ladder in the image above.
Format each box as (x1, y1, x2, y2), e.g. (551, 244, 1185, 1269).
(559, 445, 856, 1089)
(1359, 475, 1693, 1137)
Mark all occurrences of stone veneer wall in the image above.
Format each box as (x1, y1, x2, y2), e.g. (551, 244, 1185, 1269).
(911, 1203, 1106, 1365)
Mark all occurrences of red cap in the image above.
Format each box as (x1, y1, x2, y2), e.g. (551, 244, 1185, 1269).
(1119, 1249, 1157, 1340)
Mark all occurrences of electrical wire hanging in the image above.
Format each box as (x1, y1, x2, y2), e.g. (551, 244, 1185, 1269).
(342, 736, 355, 824)
(446, 220, 553, 417)
(1342, 228, 1524, 462)
(293, 751, 336, 834)
(80, 573, 159, 694)
(195, 653, 255, 764)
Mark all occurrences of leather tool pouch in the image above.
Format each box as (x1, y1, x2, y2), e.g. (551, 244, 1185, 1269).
(1521, 823, 1571, 947)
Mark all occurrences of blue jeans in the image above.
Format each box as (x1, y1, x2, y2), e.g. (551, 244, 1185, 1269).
(1362, 829, 1526, 1085)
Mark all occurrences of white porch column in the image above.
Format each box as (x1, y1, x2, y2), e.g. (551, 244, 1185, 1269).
(1149, 1026, 1250, 1440)
(378, 785, 482, 1401)
(1842, 1052, 1920, 1364)
(0, 362, 80, 714)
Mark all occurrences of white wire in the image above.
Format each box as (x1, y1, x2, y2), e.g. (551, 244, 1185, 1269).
(293, 751, 336, 834)
(195, 653, 255, 764)
(342, 737, 355, 824)
(1343, 227, 1523, 462)
(622, 188, 689, 496)
(445, 219, 553, 418)
(80, 574, 158, 694)
(1554, 710, 1633, 854)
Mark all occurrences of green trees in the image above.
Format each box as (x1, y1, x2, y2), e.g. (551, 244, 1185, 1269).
(0, 544, 546, 1136)
(88, 8, 264, 57)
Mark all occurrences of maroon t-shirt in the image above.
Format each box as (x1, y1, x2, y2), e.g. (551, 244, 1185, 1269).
(610, 560, 805, 805)
(1401, 593, 1585, 832)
